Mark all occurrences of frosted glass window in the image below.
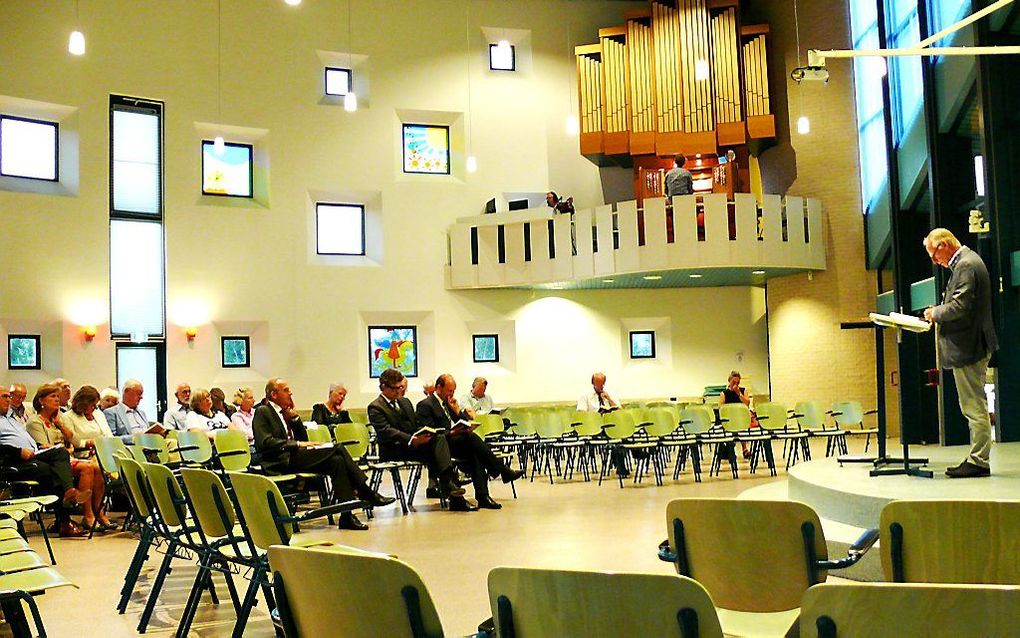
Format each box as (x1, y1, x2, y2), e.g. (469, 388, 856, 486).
(117, 346, 159, 421)
(316, 203, 365, 255)
(887, 0, 924, 146)
(110, 219, 165, 337)
(0, 115, 58, 181)
(849, 0, 890, 214)
(112, 109, 161, 215)
(325, 67, 352, 96)
(488, 43, 516, 71)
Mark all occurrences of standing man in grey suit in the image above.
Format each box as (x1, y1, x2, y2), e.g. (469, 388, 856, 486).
(923, 228, 998, 478)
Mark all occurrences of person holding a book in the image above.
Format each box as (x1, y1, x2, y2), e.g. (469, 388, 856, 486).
(417, 374, 524, 511)
(577, 372, 619, 413)
(104, 379, 156, 443)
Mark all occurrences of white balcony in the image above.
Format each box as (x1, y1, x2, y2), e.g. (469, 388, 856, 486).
(446, 193, 825, 290)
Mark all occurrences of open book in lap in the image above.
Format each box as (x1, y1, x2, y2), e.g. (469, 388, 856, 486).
(449, 420, 479, 436)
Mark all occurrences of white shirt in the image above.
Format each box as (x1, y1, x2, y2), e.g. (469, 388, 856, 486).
(63, 410, 113, 448)
(185, 411, 230, 432)
(577, 388, 615, 412)
(164, 403, 190, 431)
(462, 392, 495, 415)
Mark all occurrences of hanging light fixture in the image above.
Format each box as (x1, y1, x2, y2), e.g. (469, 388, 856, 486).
(694, 59, 710, 81)
(345, 0, 358, 112)
(284, 0, 302, 5)
(466, 155, 478, 173)
(566, 115, 580, 136)
(214, 0, 225, 154)
(464, 2, 476, 172)
(797, 116, 811, 134)
(793, 0, 809, 135)
(68, 1, 85, 55)
(565, 23, 579, 135)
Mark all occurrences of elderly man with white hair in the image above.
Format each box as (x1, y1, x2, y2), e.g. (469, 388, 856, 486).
(103, 379, 155, 443)
(461, 376, 497, 415)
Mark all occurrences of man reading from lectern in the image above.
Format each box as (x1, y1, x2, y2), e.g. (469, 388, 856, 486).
(922, 228, 998, 478)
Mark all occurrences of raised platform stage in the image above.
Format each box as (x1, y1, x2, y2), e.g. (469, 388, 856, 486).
(779, 441, 1020, 529)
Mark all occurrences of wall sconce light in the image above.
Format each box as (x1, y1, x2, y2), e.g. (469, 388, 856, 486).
(83, 325, 96, 341)
(186, 327, 198, 341)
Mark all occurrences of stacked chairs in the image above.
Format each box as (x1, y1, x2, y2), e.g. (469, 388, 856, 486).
(831, 400, 879, 453)
(488, 566, 723, 637)
(659, 498, 878, 637)
(794, 401, 848, 457)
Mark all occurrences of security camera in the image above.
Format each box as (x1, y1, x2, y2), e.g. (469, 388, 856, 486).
(791, 66, 829, 83)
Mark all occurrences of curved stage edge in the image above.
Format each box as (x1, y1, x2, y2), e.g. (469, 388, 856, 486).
(780, 442, 1020, 529)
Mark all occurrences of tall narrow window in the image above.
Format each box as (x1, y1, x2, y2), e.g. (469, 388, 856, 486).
(849, 0, 890, 214)
(0, 115, 58, 181)
(887, 0, 923, 146)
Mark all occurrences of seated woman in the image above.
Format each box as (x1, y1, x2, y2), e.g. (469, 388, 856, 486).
(99, 387, 120, 411)
(310, 383, 353, 433)
(229, 387, 256, 442)
(26, 383, 106, 535)
(185, 388, 231, 437)
(210, 387, 236, 419)
(718, 370, 752, 460)
(62, 385, 116, 531)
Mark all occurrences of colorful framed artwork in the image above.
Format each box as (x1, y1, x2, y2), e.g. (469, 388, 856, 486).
(201, 140, 253, 197)
(369, 326, 418, 378)
(401, 124, 450, 175)
(8, 334, 41, 370)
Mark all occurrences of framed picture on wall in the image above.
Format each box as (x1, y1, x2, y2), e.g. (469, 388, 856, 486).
(629, 331, 656, 359)
(401, 124, 450, 175)
(472, 334, 499, 363)
(7, 334, 40, 370)
(221, 336, 250, 368)
(369, 326, 418, 378)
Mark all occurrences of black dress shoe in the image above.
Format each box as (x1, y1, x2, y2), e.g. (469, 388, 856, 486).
(363, 492, 397, 508)
(448, 497, 478, 512)
(500, 468, 525, 484)
(946, 461, 990, 478)
(440, 479, 466, 498)
(477, 496, 502, 510)
(339, 513, 369, 531)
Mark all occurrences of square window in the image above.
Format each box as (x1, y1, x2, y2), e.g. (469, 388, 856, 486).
(325, 67, 352, 96)
(7, 335, 40, 370)
(488, 42, 516, 72)
(629, 331, 656, 359)
(221, 336, 250, 368)
(0, 115, 58, 181)
(472, 334, 500, 363)
(402, 124, 450, 175)
(316, 203, 365, 256)
(369, 326, 418, 378)
(201, 141, 253, 198)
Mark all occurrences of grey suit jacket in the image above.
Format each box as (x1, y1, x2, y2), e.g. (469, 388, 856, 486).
(931, 246, 998, 369)
(103, 403, 149, 443)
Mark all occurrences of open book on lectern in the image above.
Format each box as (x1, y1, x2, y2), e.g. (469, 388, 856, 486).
(869, 312, 931, 333)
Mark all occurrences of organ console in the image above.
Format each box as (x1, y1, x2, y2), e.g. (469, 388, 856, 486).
(576, 0, 776, 201)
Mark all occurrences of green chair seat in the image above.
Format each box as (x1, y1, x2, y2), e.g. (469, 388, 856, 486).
(0, 550, 47, 574)
(0, 566, 75, 594)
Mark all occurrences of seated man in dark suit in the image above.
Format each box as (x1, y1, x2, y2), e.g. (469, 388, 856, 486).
(416, 374, 524, 510)
(253, 377, 394, 530)
(366, 369, 472, 511)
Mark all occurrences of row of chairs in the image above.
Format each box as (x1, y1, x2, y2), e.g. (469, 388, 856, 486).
(265, 497, 1020, 637)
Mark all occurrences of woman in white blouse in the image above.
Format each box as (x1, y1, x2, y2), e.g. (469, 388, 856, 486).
(229, 387, 256, 442)
(63, 385, 114, 452)
(185, 389, 230, 437)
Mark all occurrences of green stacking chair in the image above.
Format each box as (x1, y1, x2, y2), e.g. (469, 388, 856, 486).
(755, 401, 807, 471)
(176, 430, 214, 466)
(673, 406, 713, 482)
(830, 400, 879, 453)
(794, 400, 847, 457)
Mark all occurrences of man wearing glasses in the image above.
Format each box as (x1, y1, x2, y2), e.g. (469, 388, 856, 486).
(923, 228, 998, 478)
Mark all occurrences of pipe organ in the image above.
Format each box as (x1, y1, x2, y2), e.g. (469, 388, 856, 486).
(576, 0, 776, 170)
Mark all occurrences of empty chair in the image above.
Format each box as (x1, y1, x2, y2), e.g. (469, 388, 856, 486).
(176, 430, 214, 466)
(661, 498, 877, 636)
(754, 401, 808, 471)
(304, 423, 333, 444)
(800, 582, 1020, 638)
(672, 406, 713, 482)
(269, 544, 448, 637)
(793, 401, 847, 457)
(880, 500, 1020, 584)
(487, 566, 722, 638)
(830, 400, 879, 453)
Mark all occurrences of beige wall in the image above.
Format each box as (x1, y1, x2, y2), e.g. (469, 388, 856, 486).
(0, 0, 773, 409)
(749, 0, 890, 423)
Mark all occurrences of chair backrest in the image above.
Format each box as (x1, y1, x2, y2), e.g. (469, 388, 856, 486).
(754, 402, 789, 432)
(679, 405, 714, 435)
(141, 461, 187, 528)
(229, 471, 293, 550)
(348, 411, 370, 425)
(176, 430, 213, 465)
(474, 414, 506, 438)
(487, 566, 722, 638)
(880, 500, 1020, 584)
(268, 544, 445, 638)
(643, 408, 678, 437)
(830, 400, 865, 428)
(115, 455, 153, 519)
(509, 410, 538, 437)
(333, 422, 370, 461)
(665, 498, 828, 613)
(718, 403, 751, 433)
(213, 429, 252, 471)
(570, 411, 604, 437)
(601, 410, 637, 440)
(305, 424, 332, 443)
(534, 411, 567, 439)
(133, 432, 170, 464)
(180, 467, 237, 538)
(800, 582, 1020, 638)
(794, 401, 826, 431)
(95, 436, 128, 476)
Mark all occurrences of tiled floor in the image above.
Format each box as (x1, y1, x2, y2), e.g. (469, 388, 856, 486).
(24, 447, 828, 637)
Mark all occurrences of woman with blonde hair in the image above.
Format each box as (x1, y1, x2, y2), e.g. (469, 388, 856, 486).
(62, 385, 116, 531)
(185, 388, 231, 437)
(229, 387, 256, 442)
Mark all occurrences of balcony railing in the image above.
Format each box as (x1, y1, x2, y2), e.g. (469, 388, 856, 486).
(446, 193, 825, 289)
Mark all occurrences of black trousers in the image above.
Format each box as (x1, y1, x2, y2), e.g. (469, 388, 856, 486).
(287, 445, 368, 503)
(379, 435, 455, 479)
(19, 447, 75, 494)
(447, 432, 507, 498)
